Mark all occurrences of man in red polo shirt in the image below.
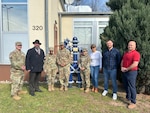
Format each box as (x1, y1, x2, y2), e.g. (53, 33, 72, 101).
(121, 40, 140, 109)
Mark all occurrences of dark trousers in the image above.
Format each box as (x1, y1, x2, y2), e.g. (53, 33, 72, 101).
(122, 71, 137, 104)
(29, 72, 41, 94)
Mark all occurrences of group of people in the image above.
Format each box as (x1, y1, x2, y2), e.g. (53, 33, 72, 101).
(9, 39, 140, 109)
(9, 40, 72, 99)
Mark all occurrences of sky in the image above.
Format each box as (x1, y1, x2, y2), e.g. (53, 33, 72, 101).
(71, 0, 111, 12)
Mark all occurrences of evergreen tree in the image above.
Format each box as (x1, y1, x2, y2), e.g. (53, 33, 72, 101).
(106, 0, 127, 11)
(101, 0, 150, 94)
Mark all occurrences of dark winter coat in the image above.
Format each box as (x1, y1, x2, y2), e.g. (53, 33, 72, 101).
(25, 47, 45, 72)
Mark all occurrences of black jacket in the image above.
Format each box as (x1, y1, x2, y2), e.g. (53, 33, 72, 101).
(25, 47, 45, 72)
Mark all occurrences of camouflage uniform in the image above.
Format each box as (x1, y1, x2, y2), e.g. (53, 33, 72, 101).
(78, 48, 91, 92)
(9, 42, 25, 96)
(43, 47, 58, 91)
(56, 45, 71, 90)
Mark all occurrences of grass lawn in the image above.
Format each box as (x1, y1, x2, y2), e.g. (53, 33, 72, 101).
(0, 81, 150, 113)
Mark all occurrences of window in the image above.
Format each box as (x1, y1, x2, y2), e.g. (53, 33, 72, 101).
(73, 18, 109, 52)
(2, 0, 27, 2)
(74, 21, 93, 51)
(98, 21, 109, 34)
(0, 0, 28, 64)
(2, 4, 27, 32)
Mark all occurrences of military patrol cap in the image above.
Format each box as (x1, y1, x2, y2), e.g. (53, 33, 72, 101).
(15, 42, 22, 46)
(49, 47, 54, 51)
(82, 48, 87, 52)
(59, 42, 64, 45)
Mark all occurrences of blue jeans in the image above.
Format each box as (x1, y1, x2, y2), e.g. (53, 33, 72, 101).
(90, 65, 100, 88)
(103, 68, 117, 93)
(122, 71, 137, 104)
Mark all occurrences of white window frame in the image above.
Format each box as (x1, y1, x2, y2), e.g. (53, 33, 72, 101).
(73, 17, 109, 52)
(0, 0, 28, 64)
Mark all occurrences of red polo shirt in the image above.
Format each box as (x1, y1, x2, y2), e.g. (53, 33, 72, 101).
(122, 50, 140, 71)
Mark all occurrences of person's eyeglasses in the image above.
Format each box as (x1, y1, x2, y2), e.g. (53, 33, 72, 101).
(92, 47, 95, 48)
(17, 45, 22, 46)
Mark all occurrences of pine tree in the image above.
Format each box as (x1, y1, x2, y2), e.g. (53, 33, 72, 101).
(101, 0, 150, 94)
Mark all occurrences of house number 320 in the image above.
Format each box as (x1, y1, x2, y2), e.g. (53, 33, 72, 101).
(32, 26, 43, 30)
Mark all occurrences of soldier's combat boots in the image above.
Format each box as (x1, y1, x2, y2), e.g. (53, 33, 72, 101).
(85, 88, 90, 93)
(12, 95, 21, 100)
(51, 85, 55, 91)
(80, 88, 84, 90)
(60, 86, 64, 91)
(64, 86, 68, 91)
(18, 90, 27, 95)
(48, 85, 52, 92)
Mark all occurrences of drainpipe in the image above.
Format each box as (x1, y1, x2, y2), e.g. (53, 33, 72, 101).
(45, 0, 49, 54)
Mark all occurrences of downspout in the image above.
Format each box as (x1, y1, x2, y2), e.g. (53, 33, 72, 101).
(59, 13, 62, 42)
(45, 0, 49, 53)
(0, 4, 2, 63)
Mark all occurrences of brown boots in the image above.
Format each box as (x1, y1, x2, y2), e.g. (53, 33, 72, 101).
(91, 87, 95, 92)
(51, 85, 55, 91)
(60, 85, 64, 91)
(80, 87, 90, 93)
(48, 85, 52, 91)
(18, 90, 27, 95)
(48, 85, 55, 92)
(85, 88, 90, 93)
(94, 88, 98, 93)
(60, 85, 68, 91)
(12, 90, 27, 100)
(128, 103, 136, 109)
(12, 95, 21, 100)
(64, 86, 68, 91)
(91, 87, 98, 93)
(80, 88, 84, 90)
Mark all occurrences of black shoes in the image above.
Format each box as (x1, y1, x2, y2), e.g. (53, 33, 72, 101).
(29, 89, 42, 96)
(30, 92, 35, 96)
(35, 89, 42, 92)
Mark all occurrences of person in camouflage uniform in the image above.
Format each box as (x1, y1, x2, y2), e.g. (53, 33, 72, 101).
(78, 48, 91, 93)
(9, 42, 27, 100)
(56, 42, 71, 91)
(43, 47, 58, 92)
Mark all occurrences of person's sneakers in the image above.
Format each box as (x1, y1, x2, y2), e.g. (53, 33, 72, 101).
(102, 90, 108, 96)
(128, 103, 136, 109)
(12, 95, 21, 100)
(112, 93, 117, 100)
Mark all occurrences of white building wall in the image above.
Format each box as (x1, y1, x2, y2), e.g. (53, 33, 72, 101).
(28, 0, 45, 51)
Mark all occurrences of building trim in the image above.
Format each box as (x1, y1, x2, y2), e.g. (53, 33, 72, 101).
(58, 12, 112, 42)
(58, 12, 113, 16)
(45, 0, 49, 53)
